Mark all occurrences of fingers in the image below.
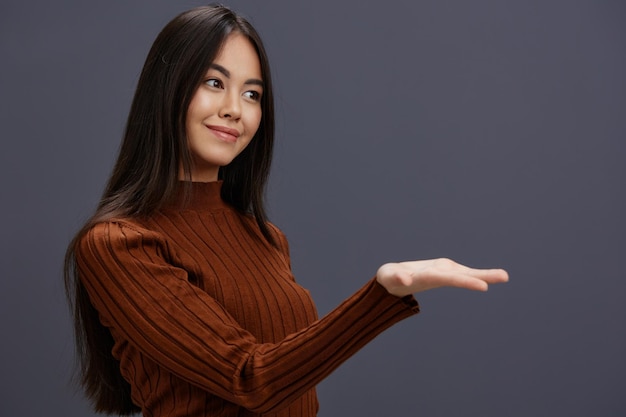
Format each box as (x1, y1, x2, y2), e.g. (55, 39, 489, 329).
(430, 272, 490, 292)
(423, 259, 509, 286)
(463, 278, 489, 292)
(413, 259, 509, 283)
(422, 264, 508, 292)
(462, 267, 509, 284)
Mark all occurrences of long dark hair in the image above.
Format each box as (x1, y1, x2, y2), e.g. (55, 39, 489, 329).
(64, 5, 275, 414)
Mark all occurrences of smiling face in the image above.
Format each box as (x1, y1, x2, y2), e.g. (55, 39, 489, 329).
(183, 33, 263, 182)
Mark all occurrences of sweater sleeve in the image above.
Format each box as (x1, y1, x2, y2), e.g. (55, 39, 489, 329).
(76, 221, 419, 414)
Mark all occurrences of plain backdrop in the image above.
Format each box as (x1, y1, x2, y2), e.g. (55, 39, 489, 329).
(1, 0, 625, 416)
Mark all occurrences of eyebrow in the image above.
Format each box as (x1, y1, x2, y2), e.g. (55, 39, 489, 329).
(209, 63, 264, 87)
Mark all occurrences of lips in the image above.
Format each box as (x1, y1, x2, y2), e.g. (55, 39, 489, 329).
(207, 125, 240, 143)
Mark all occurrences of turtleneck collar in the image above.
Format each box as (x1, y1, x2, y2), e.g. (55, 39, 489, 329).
(166, 181, 230, 211)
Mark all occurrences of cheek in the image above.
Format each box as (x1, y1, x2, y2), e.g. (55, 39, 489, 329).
(247, 108, 263, 135)
(185, 97, 201, 132)
(240, 112, 262, 150)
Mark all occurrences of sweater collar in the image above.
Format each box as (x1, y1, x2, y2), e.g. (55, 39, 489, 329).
(167, 181, 229, 211)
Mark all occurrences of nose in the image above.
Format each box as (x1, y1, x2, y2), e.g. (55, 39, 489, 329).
(218, 91, 241, 120)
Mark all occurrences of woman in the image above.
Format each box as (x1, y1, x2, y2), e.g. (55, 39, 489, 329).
(65, 5, 508, 417)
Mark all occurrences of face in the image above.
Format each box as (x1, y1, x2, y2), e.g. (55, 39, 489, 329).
(183, 33, 263, 182)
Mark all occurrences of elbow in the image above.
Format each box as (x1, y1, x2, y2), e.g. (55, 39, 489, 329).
(234, 384, 297, 414)
(232, 367, 305, 414)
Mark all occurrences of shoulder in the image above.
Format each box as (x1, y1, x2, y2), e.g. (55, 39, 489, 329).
(84, 218, 159, 239)
(78, 218, 168, 259)
(265, 221, 286, 240)
(265, 221, 291, 258)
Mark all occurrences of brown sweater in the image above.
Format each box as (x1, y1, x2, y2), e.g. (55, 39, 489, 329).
(76, 181, 419, 417)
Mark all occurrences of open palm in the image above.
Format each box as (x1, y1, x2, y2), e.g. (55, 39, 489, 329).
(376, 258, 509, 297)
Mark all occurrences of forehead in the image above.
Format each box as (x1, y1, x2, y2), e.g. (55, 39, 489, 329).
(212, 33, 262, 79)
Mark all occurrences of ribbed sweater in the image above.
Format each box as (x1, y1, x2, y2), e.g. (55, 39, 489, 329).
(76, 181, 420, 417)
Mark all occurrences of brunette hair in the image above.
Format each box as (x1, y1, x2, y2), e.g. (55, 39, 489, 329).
(64, 5, 275, 414)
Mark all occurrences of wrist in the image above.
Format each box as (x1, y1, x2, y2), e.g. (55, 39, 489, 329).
(376, 263, 409, 297)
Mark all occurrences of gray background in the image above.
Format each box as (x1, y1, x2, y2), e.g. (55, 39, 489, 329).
(1, 0, 624, 416)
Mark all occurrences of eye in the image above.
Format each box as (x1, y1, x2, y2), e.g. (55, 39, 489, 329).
(205, 78, 223, 89)
(243, 90, 261, 102)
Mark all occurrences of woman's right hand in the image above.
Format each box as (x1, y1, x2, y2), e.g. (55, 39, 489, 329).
(376, 258, 509, 297)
